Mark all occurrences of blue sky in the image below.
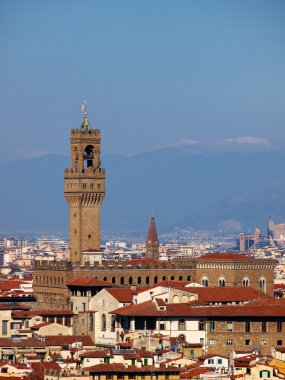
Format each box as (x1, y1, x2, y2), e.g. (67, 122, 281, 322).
(0, 0, 284, 163)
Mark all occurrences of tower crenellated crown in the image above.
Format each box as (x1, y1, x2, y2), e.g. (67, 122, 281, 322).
(64, 104, 105, 263)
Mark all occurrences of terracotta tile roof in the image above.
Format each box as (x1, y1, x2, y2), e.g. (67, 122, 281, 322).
(80, 350, 112, 358)
(177, 286, 267, 303)
(12, 310, 73, 319)
(274, 284, 285, 290)
(31, 361, 60, 375)
(67, 277, 114, 287)
(45, 335, 94, 346)
(9, 362, 30, 369)
(125, 258, 172, 269)
(0, 338, 46, 348)
(25, 373, 42, 380)
(0, 281, 27, 291)
(111, 298, 285, 318)
(116, 342, 132, 348)
(123, 354, 141, 361)
(155, 298, 166, 306)
(106, 288, 135, 303)
(180, 367, 210, 378)
(137, 349, 154, 358)
(30, 322, 52, 329)
(197, 253, 277, 263)
(83, 363, 180, 373)
(83, 363, 125, 372)
(0, 305, 30, 311)
(197, 253, 253, 261)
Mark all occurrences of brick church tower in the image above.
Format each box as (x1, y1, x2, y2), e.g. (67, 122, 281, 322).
(64, 104, 105, 263)
(145, 216, 159, 259)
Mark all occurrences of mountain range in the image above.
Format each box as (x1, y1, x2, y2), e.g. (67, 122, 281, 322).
(0, 147, 284, 238)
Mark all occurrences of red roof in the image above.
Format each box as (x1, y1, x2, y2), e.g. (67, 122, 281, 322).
(80, 350, 112, 358)
(30, 322, 52, 330)
(0, 281, 27, 291)
(0, 338, 46, 348)
(45, 335, 94, 346)
(83, 363, 180, 373)
(274, 284, 285, 290)
(155, 298, 166, 306)
(31, 362, 60, 375)
(197, 253, 277, 263)
(176, 286, 267, 303)
(180, 367, 210, 378)
(106, 288, 135, 303)
(137, 349, 154, 358)
(198, 253, 252, 261)
(12, 309, 73, 319)
(111, 298, 285, 318)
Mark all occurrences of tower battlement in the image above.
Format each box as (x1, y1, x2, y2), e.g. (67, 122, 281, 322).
(64, 167, 105, 176)
(71, 128, 101, 136)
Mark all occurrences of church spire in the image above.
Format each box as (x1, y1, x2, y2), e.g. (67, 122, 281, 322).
(145, 216, 159, 259)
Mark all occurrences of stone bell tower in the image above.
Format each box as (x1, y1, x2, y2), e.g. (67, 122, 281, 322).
(64, 104, 105, 263)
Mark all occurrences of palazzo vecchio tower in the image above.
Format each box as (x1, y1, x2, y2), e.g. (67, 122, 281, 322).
(64, 103, 105, 263)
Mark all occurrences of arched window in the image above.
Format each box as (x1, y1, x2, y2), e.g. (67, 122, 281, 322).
(242, 277, 249, 287)
(202, 277, 209, 287)
(179, 276, 183, 281)
(146, 276, 150, 285)
(103, 276, 107, 282)
(84, 145, 94, 168)
(138, 276, 141, 285)
(187, 276, 191, 281)
(129, 277, 133, 285)
(101, 314, 106, 331)
(170, 276, 175, 281)
(120, 277, 124, 285)
(154, 276, 158, 284)
(259, 277, 266, 293)
(162, 276, 166, 281)
(178, 319, 186, 330)
(218, 277, 226, 287)
(112, 277, 116, 284)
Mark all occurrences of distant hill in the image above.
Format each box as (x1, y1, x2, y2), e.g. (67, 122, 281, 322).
(0, 149, 284, 236)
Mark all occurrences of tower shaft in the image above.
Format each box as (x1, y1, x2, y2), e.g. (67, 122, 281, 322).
(64, 114, 105, 263)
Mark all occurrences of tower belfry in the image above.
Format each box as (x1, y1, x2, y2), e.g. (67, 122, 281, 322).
(64, 104, 105, 263)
